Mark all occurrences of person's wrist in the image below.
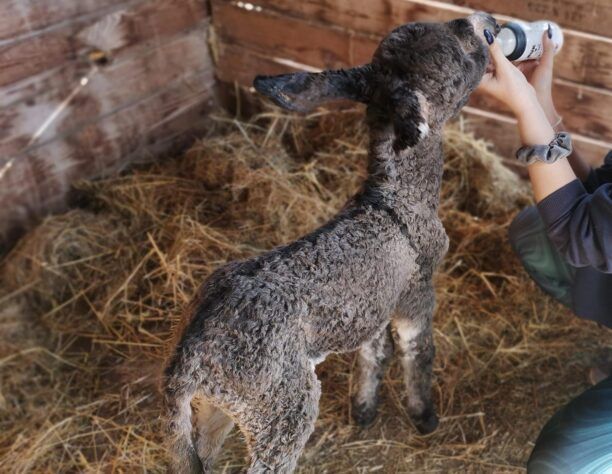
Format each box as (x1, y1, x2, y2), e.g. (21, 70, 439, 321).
(512, 92, 544, 122)
(535, 93, 560, 126)
(515, 97, 556, 145)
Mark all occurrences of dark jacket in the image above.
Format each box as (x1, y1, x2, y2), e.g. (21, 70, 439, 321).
(537, 151, 612, 327)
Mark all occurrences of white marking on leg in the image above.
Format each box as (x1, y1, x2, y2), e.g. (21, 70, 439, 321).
(393, 319, 421, 351)
(418, 121, 430, 137)
(355, 344, 380, 405)
(310, 354, 327, 368)
(393, 319, 424, 408)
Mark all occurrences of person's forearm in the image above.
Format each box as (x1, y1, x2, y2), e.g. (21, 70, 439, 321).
(527, 159, 576, 203)
(515, 95, 555, 146)
(515, 98, 577, 202)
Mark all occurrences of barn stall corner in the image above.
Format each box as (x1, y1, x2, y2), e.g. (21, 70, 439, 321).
(0, 0, 216, 247)
(1, 0, 611, 472)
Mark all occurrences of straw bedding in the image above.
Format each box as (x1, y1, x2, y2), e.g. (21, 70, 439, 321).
(1, 107, 610, 473)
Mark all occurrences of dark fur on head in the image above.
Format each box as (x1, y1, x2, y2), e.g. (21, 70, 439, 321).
(254, 12, 497, 151)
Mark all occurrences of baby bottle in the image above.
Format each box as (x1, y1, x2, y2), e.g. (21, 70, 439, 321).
(497, 20, 564, 62)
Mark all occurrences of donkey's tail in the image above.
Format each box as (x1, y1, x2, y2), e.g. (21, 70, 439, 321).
(163, 353, 202, 474)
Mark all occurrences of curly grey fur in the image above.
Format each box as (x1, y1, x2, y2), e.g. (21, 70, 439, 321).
(163, 12, 496, 474)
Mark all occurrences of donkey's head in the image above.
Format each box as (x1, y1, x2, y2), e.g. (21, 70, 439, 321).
(254, 12, 498, 151)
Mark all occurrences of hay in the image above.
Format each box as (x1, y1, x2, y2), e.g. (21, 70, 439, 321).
(1, 106, 610, 473)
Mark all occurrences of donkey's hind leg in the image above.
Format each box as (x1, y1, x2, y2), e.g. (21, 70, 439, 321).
(351, 324, 394, 426)
(192, 396, 234, 472)
(394, 283, 438, 434)
(237, 365, 320, 473)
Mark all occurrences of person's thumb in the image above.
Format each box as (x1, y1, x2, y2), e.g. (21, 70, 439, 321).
(540, 26, 555, 67)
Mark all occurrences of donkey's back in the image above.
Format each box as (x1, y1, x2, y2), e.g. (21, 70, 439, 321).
(172, 204, 416, 372)
(163, 10, 495, 473)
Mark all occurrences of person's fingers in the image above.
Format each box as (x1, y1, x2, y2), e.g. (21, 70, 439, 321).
(476, 72, 501, 98)
(517, 60, 539, 78)
(478, 72, 493, 86)
(485, 32, 511, 72)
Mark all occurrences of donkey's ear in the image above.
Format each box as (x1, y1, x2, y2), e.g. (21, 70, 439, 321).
(253, 65, 374, 113)
(388, 86, 429, 152)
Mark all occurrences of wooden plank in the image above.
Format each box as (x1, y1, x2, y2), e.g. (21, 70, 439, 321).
(0, 69, 215, 242)
(216, 41, 610, 168)
(20, 68, 215, 181)
(0, 26, 213, 157)
(234, 0, 612, 90)
(433, 0, 611, 38)
(252, 0, 612, 38)
(216, 41, 310, 86)
(459, 107, 608, 167)
(246, 0, 451, 36)
(0, 0, 132, 42)
(468, 82, 612, 142)
(212, 1, 373, 70)
(0, 0, 207, 89)
(0, 17, 209, 109)
(213, 4, 612, 142)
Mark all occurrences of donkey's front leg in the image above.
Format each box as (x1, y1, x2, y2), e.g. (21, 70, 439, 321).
(394, 285, 439, 434)
(351, 325, 394, 426)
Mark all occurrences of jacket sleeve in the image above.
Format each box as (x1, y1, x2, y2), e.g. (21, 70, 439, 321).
(537, 179, 612, 273)
(584, 150, 612, 192)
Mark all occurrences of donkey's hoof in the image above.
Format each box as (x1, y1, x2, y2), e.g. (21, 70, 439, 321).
(411, 407, 439, 434)
(352, 400, 378, 427)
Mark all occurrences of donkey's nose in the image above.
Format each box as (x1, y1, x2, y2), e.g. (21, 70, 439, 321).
(468, 12, 501, 38)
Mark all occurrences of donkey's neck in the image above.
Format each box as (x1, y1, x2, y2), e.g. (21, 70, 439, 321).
(361, 129, 445, 221)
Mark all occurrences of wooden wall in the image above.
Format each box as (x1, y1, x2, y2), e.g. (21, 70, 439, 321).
(0, 0, 215, 246)
(212, 0, 612, 166)
(2, 0, 611, 247)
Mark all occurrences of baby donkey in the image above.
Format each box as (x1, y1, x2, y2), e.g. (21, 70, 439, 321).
(164, 12, 497, 473)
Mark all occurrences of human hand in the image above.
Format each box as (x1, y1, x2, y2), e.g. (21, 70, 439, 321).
(477, 29, 541, 120)
(516, 29, 560, 125)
